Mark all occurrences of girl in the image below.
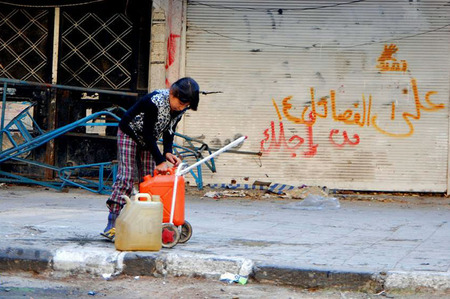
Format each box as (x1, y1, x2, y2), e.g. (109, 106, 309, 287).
(101, 77, 200, 240)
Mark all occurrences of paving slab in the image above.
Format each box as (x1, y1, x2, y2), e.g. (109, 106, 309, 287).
(0, 185, 449, 292)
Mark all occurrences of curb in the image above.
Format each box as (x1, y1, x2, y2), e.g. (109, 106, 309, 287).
(384, 271, 450, 291)
(0, 247, 52, 273)
(253, 264, 382, 291)
(1, 246, 449, 292)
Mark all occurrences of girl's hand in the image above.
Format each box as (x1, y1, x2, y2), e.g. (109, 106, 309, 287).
(165, 153, 182, 166)
(155, 161, 169, 174)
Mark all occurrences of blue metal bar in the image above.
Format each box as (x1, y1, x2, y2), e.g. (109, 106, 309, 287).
(28, 111, 44, 134)
(15, 119, 33, 141)
(58, 162, 117, 194)
(0, 111, 121, 163)
(12, 157, 61, 171)
(3, 131, 17, 148)
(196, 164, 203, 189)
(0, 78, 138, 98)
(99, 164, 104, 193)
(0, 170, 63, 190)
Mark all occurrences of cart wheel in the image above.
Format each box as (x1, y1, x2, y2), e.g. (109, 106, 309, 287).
(162, 223, 180, 248)
(178, 221, 193, 244)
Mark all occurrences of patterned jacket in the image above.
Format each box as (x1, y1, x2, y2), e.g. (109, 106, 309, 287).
(119, 89, 185, 165)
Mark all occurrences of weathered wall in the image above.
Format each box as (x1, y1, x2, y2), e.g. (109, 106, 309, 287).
(149, 0, 185, 91)
(181, 0, 450, 192)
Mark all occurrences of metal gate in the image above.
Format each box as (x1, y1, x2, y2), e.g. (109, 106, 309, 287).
(0, 1, 149, 90)
(0, 0, 150, 178)
(0, 7, 50, 82)
(59, 10, 133, 89)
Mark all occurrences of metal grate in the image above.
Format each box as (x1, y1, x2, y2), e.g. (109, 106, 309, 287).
(0, 9, 49, 82)
(60, 11, 133, 89)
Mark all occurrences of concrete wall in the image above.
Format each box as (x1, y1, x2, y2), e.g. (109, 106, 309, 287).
(149, 0, 185, 91)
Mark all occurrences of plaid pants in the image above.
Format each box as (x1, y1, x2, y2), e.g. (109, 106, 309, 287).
(106, 128, 155, 213)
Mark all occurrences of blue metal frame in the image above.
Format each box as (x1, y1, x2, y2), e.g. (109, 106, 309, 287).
(171, 132, 216, 190)
(59, 162, 118, 194)
(0, 102, 214, 192)
(0, 102, 122, 193)
(0, 78, 218, 192)
(0, 109, 121, 163)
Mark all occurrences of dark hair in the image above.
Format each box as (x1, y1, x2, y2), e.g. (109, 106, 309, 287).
(170, 77, 200, 111)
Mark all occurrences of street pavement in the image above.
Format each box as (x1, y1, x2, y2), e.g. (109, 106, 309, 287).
(0, 185, 449, 293)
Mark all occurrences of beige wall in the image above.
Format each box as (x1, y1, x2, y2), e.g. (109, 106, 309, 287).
(149, 0, 185, 91)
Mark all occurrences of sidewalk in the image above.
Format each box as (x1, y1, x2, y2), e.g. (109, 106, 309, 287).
(0, 185, 449, 292)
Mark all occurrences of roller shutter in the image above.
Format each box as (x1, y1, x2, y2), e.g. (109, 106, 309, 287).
(183, 0, 450, 192)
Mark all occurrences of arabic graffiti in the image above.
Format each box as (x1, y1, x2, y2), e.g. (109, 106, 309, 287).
(377, 44, 408, 72)
(260, 120, 305, 158)
(329, 129, 360, 148)
(260, 44, 445, 158)
(371, 79, 444, 137)
(260, 78, 444, 158)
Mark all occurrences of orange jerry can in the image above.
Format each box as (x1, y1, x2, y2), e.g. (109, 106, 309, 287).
(139, 168, 185, 226)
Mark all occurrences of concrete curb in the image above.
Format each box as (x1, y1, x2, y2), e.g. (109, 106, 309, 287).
(0, 246, 52, 273)
(384, 271, 450, 291)
(52, 245, 123, 275)
(253, 264, 382, 291)
(1, 245, 449, 293)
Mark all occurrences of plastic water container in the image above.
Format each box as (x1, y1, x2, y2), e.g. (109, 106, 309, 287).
(139, 168, 185, 226)
(115, 193, 163, 251)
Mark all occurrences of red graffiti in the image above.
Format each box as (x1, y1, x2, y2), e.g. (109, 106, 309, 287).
(260, 121, 303, 158)
(165, 33, 181, 87)
(166, 33, 180, 69)
(329, 129, 360, 147)
(260, 121, 319, 158)
(304, 112, 318, 157)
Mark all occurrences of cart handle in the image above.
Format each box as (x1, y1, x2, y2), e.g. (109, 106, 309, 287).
(168, 136, 247, 224)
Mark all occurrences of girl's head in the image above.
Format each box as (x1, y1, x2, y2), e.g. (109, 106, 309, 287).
(169, 77, 200, 112)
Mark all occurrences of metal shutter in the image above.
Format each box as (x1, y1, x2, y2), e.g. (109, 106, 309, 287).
(183, 0, 450, 192)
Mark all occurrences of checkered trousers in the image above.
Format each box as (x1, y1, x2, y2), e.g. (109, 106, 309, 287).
(106, 128, 155, 214)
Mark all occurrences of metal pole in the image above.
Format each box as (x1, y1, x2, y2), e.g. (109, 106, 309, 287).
(0, 78, 138, 98)
(52, 7, 60, 86)
(179, 136, 247, 176)
(168, 136, 247, 224)
(44, 7, 60, 180)
(169, 167, 181, 224)
(0, 82, 7, 151)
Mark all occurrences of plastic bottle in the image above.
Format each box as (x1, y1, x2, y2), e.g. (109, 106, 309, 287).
(115, 193, 163, 251)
